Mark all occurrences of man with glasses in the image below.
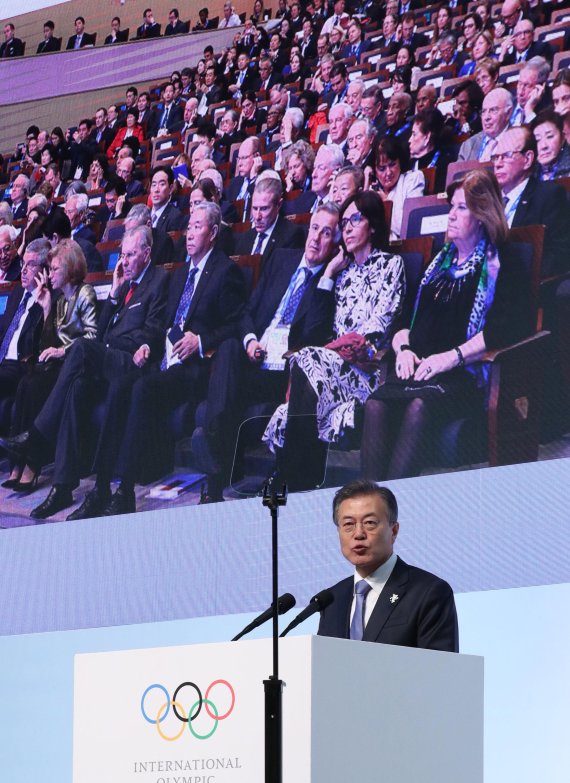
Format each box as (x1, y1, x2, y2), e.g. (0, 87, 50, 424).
(317, 480, 459, 651)
(164, 8, 187, 36)
(136, 8, 161, 38)
(0, 225, 23, 282)
(0, 227, 170, 519)
(495, 0, 524, 39)
(509, 57, 550, 126)
(492, 126, 570, 276)
(223, 137, 263, 218)
(501, 19, 553, 66)
(5, 174, 29, 221)
(458, 87, 514, 161)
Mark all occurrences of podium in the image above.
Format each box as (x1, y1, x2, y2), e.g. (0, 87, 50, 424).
(73, 635, 483, 782)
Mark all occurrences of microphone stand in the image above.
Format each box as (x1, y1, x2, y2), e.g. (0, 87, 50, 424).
(262, 480, 287, 783)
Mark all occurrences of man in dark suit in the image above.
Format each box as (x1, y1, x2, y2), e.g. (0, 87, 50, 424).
(165, 8, 188, 35)
(223, 137, 263, 220)
(493, 126, 570, 277)
(323, 63, 349, 110)
(317, 481, 459, 652)
(91, 108, 115, 151)
(64, 193, 97, 246)
(149, 166, 187, 233)
(235, 177, 306, 265)
(7, 174, 29, 221)
(116, 157, 145, 200)
(194, 203, 340, 501)
(399, 12, 429, 52)
(67, 203, 247, 518)
(135, 92, 153, 135)
(68, 119, 99, 180)
(66, 17, 96, 49)
(193, 8, 214, 31)
(0, 239, 49, 406)
(96, 178, 131, 229)
(500, 19, 552, 65)
(196, 66, 224, 116)
(43, 164, 66, 200)
(104, 17, 129, 44)
(228, 53, 261, 99)
(147, 83, 183, 138)
(136, 8, 161, 38)
(0, 227, 169, 519)
(339, 19, 372, 63)
(0, 23, 24, 58)
(0, 226, 23, 283)
(36, 21, 61, 53)
(216, 110, 246, 161)
(124, 204, 174, 266)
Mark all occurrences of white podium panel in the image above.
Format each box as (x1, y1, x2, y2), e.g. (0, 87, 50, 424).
(73, 635, 482, 783)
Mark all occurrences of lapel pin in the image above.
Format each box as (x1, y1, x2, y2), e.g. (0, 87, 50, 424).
(389, 593, 399, 604)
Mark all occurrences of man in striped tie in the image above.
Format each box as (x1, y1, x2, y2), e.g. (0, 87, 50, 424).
(317, 480, 459, 651)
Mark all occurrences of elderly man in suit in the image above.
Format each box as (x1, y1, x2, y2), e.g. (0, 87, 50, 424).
(317, 480, 459, 651)
(116, 157, 144, 199)
(6, 174, 29, 221)
(149, 166, 187, 232)
(66, 203, 247, 518)
(0, 226, 23, 282)
(458, 87, 514, 161)
(500, 19, 553, 66)
(0, 226, 170, 519)
(193, 202, 341, 501)
(234, 177, 305, 265)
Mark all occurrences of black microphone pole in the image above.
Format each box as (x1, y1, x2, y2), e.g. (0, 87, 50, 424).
(262, 480, 287, 783)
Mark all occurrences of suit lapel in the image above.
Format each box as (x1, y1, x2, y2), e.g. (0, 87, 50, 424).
(335, 577, 355, 639)
(362, 557, 409, 642)
(113, 265, 154, 325)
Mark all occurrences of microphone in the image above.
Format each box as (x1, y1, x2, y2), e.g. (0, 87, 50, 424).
(232, 593, 296, 641)
(279, 589, 334, 637)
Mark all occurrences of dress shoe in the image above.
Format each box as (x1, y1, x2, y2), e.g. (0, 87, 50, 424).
(67, 487, 111, 521)
(30, 485, 74, 520)
(0, 431, 31, 461)
(103, 487, 136, 516)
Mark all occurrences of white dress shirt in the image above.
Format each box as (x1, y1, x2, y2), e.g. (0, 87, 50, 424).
(350, 552, 398, 629)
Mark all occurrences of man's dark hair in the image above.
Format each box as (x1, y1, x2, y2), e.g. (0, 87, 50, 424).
(78, 118, 93, 130)
(126, 85, 138, 97)
(105, 175, 126, 196)
(170, 8, 180, 17)
(332, 480, 399, 526)
(44, 20, 55, 31)
(139, 90, 151, 101)
(204, 44, 214, 55)
(452, 79, 484, 112)
(151, 165, 174, 185)
(195, 118, 217, 141)
(96, 106, 108, 117)
(45, 162, 60, 177)
(330, 63, 347, 80)
(200, 7, 209, 15)
(26, 125, 40, 138)
(143, 8, 153, 16)
(42, 208, 72, 240)
(75, 16, 85, 25)
(121, 136, 141, 156)
(243, 89, 258, 104)
(112, 16, 121, 25)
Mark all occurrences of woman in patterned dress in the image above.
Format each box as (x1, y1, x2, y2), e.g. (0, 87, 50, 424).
(263, 190, 405, 491)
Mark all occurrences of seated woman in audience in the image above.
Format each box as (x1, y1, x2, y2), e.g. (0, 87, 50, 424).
(263, 191, 405, 491)
(50, 126, 69, 168)
(532, 110, 570, 181)
(460, 12, 484, 56)
(251, 0, 265, 24)
(107, 110, 145, 161)
(432, 5, 453, 43)
(279, 18, 295, 45)
(409, 108, 453, 193)
(3, 239, 97, 492)
(283, 139, 315, 192)
(370, 136, 425, 241)
(459, 30, 494, 76)
(283, 50, 310, 85)
(391, 65, 413, 96)
(474, 58, 499, 96)
(329, 25, 346, 57)
(85, 154, 109, 192)
(360, 169, 533, 481)
(395, 45, 421, 92)
(474, 2, 495, 34)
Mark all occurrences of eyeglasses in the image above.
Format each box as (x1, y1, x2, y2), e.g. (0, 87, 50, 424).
(0, 244, 14, 256)
(490, 150, 526, 163)
(339, 519, 381, 534)
(340, 212, 364, 230)
(514, 30, 533, 37)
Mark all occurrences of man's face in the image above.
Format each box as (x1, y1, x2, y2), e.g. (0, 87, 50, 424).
(416, 86, 436, 112)
(108, 105, 118, 123)
(329, 107, 352, 143)
(321, 59, 333, 83)
(120, 233, 150, 280)
(334, 0, 345, 13)
(236, 141, 256, 177)
(361, 96, 380, 121)
(191, 144, 211, 176)
(517, 68, 538, 109)
(331, 172, 357, 206)
(266, 107, 283, 131)
(184, 101, 197, 124)
(346, 83, 363, 113)
(402, 19, 414, 39)
(492, 129, 533, 191)
(137, 95, 149, 112)
(331, 72, 346, 97)
(163, 85, 174, 105)
(144, 10, 154, 24)
(312, 149, 337, 195)
(439, 39, 456, 64)
(64, 198, 82, 228)
(77, 123, 90, 142)
(11, 176, 27, 204)
(75, 19, 84, 35)
(348, 24, 360, 44)
(168, 11, 178, 25)
(44, 25, 53, 40)
(386, 96, 405, 128)
(186, 211, 216, 261)
(199, 10, 208, 23)
(317, 37, 328, 57)
(337, 494, 399, 577)
(0, 232, 16, 272)
(21, 251, 44, 289)
(513, 21, 533, 53)
(305, 210, 338, 266)
(28, 139, 38, 156)
(553, 83, 570, 116)
(112, 18, 120, 33)
(95, 110, 106, 129)
(383, 15, 396, 37)
(347, 121, 372, 165)
(251, 190, 281, 233)
(104, 190, 119, 213)
(37, 130, 49, 148)
(242, 98, 255, 118)
(116, 159, 134, 182)
(44, 168, 60, 189)
(220, 112, 237, 135)
(238, 53, 249, 72)
(224, 5, 232, 20)
(205, 68, 216, 87)
(501, 0, 520, 28)
(150, 171, 172, 207)
(259, 60, 272, 80)
(481, 90, 511, 138)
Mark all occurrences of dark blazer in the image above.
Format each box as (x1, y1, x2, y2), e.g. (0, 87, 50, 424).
(165, 20, 188, 36)
(0, 285, 44, 360)
(400, 32, 430, 52)
(501, 40, 554, 66)
(147, 104, 184, 138)
(73, 225, 97, 245)
(318, 556, 459, 652)
(152, 202, 187, 233)
(136, 22, 161, 39)
(339, 38, 372, 63)
(166, 250, 247, 354)
(104, 30, 129, 44)
(69, 138, 99, 179)
(240, 248, 334, 349)
(75, 237, 104, 273)
(0, 38, 24, 58)
(66, 32, 96, 49)
(234, 216, 306, 265)
(10, 199, 28, 221)
(90, 126, 115, 151)
(97, 264, 169, 358)
(283, 191, 318, 215)
(151, 228, 175, 266)
(2, 256, 22, 281)
(37, 37, 61, 54)
(125, 179, 145, 199)
(511, 177, 570, 277)
(224, 175, 254, 204)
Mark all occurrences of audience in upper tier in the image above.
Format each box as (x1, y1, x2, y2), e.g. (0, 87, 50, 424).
(1, 0, 570, 513)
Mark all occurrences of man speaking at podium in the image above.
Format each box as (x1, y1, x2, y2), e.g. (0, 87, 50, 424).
(318, 480, 459, 652)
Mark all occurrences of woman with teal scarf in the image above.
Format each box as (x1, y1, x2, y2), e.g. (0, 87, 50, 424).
(361, 168, 533, 480)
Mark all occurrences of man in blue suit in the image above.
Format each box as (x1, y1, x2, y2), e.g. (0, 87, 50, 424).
(318, 480, 459, 652)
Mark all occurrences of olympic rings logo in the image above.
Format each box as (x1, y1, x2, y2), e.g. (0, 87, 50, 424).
(141, 680, 236, 741)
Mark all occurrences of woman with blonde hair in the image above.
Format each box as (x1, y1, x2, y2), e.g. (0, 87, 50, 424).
(361, 168, 533, 480)
(283, 139, 315, 192)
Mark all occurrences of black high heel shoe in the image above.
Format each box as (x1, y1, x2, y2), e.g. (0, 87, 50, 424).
(2, 476, 21, 490)
(13, 473, 39, 494)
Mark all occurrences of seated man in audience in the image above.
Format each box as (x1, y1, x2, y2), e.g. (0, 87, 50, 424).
(0, 227, 170, 519)
(229, 52, 260, 98)
(385, 93, 413, 144)
(197, 66, 224, 116)
(165, 8, 187, 36)
(426, 33, 466, 72)
(190, 143, 214, 182)
(124, 204, 174, 266)
(495, 0, 526, 39)
(238, 92, 266, 134)
(326, 103, 354, 155)
(97, 178, 131, 228)
(67, 203, 247, 518)
(147, 83, 183, 139)
(194, 120, 226, 166)
(324, 64, 350, 109)
(234, 177, 306, 265)
(104, 16, 128, 45)
(258, 57, 278, 95)
(172, 98, 199, 140)
(64, 193, 96, 245)
(510, 57, 551, 126)
(321, 0, 350, 36)
(218, 2, 242, 28)
(135, 92, 153, 133)
(69, 119, 99, 180)
(492, 126, 570, 277)
(458, 87, 514, 161)
(416, 85, 438, 113)
(361, 86, 387, 135)
(150, 166, 187, 232)
(91, 108, 115, 151)
(552, 69, 570, 117)
(6, 174, 29, 220)
(330, 164, 364, 207)
(500, 19, 553, 65)
(37, 21, 60, 53)
(193, 8, 214, 31)
(346, 80, 365, 119)
(107, 104, 121, 134)
(224, 136, 263, 219)
(116, 157, 144, 200)
(216, 110, 246, 160)
(66, 17, 96, 49)
(346, 118, 376, 169)
(399, 11, 429, 51)
(340, 19, 372, 63)
(0, 23, 24, 58)
(0, 226, 22, 282)
(136, 8, 161, 38)
(0, 240, 50, 406)
(300, 143, 345, 214)
(269, 108, 306, 170)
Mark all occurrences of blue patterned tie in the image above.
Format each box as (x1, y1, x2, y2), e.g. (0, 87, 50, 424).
(0, 291, 30, 363)
(350, 579, 371, 641)
(279, 268, 311, 325)
(160, 266, 198, 370)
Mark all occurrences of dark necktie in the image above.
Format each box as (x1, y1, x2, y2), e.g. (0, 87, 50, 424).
(0, 291, 31, 362)
(279, 268, 311, 325)
(350, 580, 372, 641)
(123, 281, 138, 306)
(253, 232, 266, 254)
(174, 265, 198, 326)
(160, 106, 170, 129)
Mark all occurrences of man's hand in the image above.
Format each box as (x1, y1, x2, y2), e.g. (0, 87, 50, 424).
(132, 344, 150, 367)
(246, 339, 265, 363)
(250, 153, 263, 178)
(111, 259, 125, 298)
(172, 331, 200, 360)
(34, 268, 52, 318)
